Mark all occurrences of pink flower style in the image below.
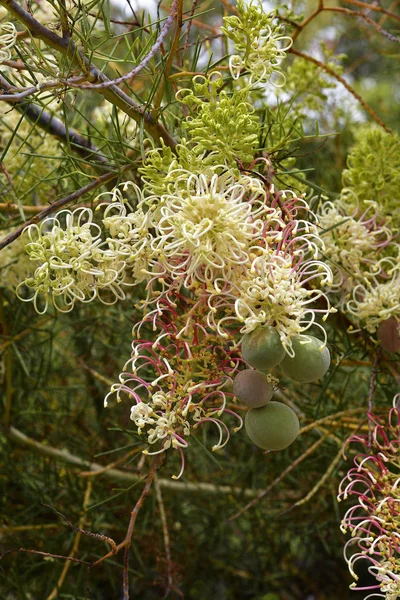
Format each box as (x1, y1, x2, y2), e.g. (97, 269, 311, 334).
(338, 401, 400, 599)
(104, 296, 244, 479)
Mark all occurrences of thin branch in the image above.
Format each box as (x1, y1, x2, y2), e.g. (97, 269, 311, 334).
(41, 502, 117, 553)
(122, 457, 159, 600)
(290, 48, 392, 134)
(45, 481, 92, 600)
(0, 547, 91, 566)
(228, 433, 330, 521)
(69, 0, 179, 91)
(324, 5, 400, 44)
(292, 0, 324, 42)
(152, 0, 183, 115)
(280, 447, 343, 516)
(0, 203, 57, 213)
(155, 477, 173, 596)
(181, 0, 199, 66)
(89, 456, 159, 576)
(1, 423, 260, 497)
(342, 0, 400, 23)
(0, 170, 118, 252)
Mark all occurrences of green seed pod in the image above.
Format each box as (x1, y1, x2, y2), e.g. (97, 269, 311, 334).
(233, 369, 274, 408)
(280, 335, 330, 383)
(377, 317, 400, 353)
(241, 326, 285, 372)
(245, 401, 300, 451)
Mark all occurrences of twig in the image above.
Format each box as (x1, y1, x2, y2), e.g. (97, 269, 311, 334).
(0, 547, 91, 565)
(0, 203, 57, 213)
(0, 316, 52, 354)
(292, 0, 324, 42)
(181, 0, 199, 66)
(152, 0, 183, 115)
(69, 0, 179, 91)
(279, 447, 343, 516)
(1, 423, 260, 496)
(122, 457, 160, 600)
(324, 6, 400, 45)
(41, 502, 117, 553)
(228, 433, 330, 521)
(342, 0, 400, 23)
(79, 447, 143, 478)
(0, 170, 118, 251)
(368, 346, 382, 446)
(155, 477, 173, 596)
(45, 481, 92, 600)
(290, 48, 392, 134)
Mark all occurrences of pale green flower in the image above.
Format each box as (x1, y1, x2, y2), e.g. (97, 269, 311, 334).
(222, 0, 292, 85)
(17, 207, 128, 313)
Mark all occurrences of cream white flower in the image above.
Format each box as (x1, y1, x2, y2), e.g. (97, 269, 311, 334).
(148, 171, 282, 289)
(0, 22, 17, 63)
(347, 266, 400, 332)
(16, 207, 128, 313)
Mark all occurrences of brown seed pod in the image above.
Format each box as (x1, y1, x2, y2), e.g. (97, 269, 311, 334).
(233, 369, 274, 408)
(241, 325, 285, 372)
(245, 401, 300, 451)
(377, 317, 400, 353)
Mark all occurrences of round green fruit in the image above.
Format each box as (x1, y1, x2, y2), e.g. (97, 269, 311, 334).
(245, 401, 300, 451)
(377, 317, 400, 353)
(233, 369, 274, 408)
(280, 335, 330, 383)
(241, 326, 285, 372)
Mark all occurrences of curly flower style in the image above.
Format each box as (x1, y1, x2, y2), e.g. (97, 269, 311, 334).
(347, 260, 400, 333)
(99, 168, 334, 350)
(17, 208, 127, 313)
(338, 401, 400, 600)
(104, 301, 243, 479)
(221, 0, 292, 84)
(99, 182, 155, 285)
(0, 21, 17, 63)
(319, 199, 396, 295)
(147, 171, 282, 289)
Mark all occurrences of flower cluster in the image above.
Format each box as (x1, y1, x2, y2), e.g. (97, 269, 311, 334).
(318, 195, 400, 334)
(97, 166, 334, 351)
(16, 208, 127, 313)
(105, 299, 243, 479)
(221, 0, 292, 84)
(347, 262, 400, 333)
(338, 401, 400, 599)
